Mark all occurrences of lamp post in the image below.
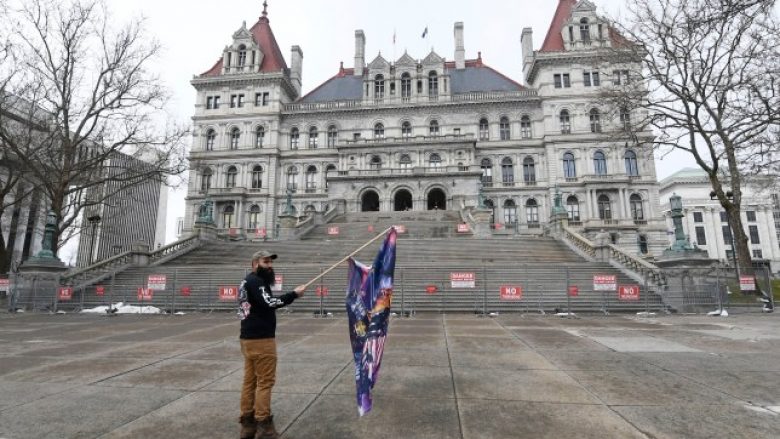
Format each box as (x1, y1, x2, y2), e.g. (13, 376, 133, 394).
(710, 190, 740, 282)
(87, 214, 101, 265)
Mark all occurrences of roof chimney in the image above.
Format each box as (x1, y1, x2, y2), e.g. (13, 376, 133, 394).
(354, 30, 366, 76)
(454, 22, 465, 69)
(290, 45, 303, 97)
(521, 27, 534, 79)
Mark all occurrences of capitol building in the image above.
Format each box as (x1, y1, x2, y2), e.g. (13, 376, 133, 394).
(183, 0, 668, 256)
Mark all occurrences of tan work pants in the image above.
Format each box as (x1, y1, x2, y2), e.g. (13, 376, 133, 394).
(240, 338, 277, 421)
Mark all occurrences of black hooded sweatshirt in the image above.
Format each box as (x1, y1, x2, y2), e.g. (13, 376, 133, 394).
(238, 270, 298, 339)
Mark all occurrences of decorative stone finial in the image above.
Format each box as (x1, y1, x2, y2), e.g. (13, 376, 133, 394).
(262, 0, 268, 16)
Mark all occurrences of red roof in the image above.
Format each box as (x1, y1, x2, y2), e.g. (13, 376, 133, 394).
(540, 0, 578, 52)
(199, 13, 288, 77)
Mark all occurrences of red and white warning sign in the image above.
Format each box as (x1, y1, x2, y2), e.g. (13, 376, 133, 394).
(0, 278, 9, 292)
(137, 288, 154, 301)
(618, 284, 640, 301)
(219, 286, 238, 301)
(58, 287, 73, 301)
(96, 285, 105, 296)
(147, 274, 167, 290)
(457, 223, 470, 233)
(181, 286, 191, 296)
(568, 286, 579, 297)
(315, 286, 329, 297)
(327, 226, 340, 235)
(739, 275, 755, 291)
(393, 224, 406, 233)
(450, 272, 476, 288)
(494, 223, 504, 230)
(500, 285, 523, 300)
(425, 285, 438, 294)
(593, 274, 617, 291)
(272, 274, 284, 292)
(256, 227, 267, 239)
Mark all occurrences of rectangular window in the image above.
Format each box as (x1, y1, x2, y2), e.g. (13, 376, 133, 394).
(583, 72, 591, 87)
(562, 73, 570, 88)
(746, 211, 756, 222)
(255, 93, 262, 106)
(553, 73, 570, 89)
(693, 212, 703, 223)
(237, 94, 245, 108)
(353, 133, 361, 140)
(554, 74, 562, 89)
(753, 249, 763, 259)
(612, 70, 630, 86)
(695, 226, 707, 245)
(722, 225, 732, 243)
(592, 72, 600, 86)
(230, 94, 237, 108)
(453, 128, 461, 136)
(213, 96, 220, 108)
(584, 72, 601, 87)
(720, 211, 728, 223)
(206, 97, 213, 110)
(749, 225, 760, 243)
(263, 93, 269, 106)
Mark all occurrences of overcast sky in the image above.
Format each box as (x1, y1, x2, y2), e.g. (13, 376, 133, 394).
(97, 0, 699, 247)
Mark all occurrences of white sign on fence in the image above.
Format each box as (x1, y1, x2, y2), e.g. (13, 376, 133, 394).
(450, 272, 476, 288)
(593, 274, 617, 291)
(147, 275, 167, 290)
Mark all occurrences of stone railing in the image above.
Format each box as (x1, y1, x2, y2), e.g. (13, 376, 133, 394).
(561, 225, 597, 259)
(607, 244, 666, 286)
(149, 234, 201, 265)
(61, 250, 134, 284)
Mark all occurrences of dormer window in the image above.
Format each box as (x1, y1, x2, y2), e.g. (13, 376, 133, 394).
(428, 71, 439, 99)
(237, 45, 247, 67)
(374, 74, 385, 99)
(580, 18, 590, 42)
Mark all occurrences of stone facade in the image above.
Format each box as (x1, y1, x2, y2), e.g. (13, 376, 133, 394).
(184, 0, 667, 255)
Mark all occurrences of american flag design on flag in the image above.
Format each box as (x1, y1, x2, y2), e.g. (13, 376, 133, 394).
(346, 228, 397, 416)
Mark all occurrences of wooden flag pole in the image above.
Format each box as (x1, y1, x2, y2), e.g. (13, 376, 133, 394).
(302, 227, 394, 289)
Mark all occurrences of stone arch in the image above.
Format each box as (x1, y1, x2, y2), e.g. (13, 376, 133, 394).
(361, 189, 380, 212)
(427, 187, 447, 210)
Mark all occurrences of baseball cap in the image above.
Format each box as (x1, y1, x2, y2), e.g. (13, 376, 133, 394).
(253, 250, 278, 260)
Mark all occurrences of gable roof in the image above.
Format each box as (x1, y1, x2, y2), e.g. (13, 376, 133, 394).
(199, 12, 288, 77)
(299, 59, 524, 103)
(540, 0, 578, 53)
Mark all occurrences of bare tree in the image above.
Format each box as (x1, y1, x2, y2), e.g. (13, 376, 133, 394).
(0, 0, 188, 262)
(602, 0, 780, 287)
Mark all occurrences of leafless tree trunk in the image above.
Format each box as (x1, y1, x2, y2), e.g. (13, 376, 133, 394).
(0, 0, 188, 262)
(602, 0, 780, 286)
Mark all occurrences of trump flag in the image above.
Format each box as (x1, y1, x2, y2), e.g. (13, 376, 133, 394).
(346, 227, 397, 416)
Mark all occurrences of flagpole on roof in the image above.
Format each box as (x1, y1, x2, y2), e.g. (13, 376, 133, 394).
(301, 227, 395, 289)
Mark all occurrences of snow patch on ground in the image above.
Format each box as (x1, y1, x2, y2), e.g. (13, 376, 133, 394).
(81, 302, 162, 314)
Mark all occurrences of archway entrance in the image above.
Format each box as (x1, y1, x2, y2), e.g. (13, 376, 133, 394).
(394, 189, 413, 211)
(361, 190, 380, 212)
(427, 188, 446, 210)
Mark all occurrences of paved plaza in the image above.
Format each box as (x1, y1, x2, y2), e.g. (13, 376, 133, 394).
(1, 311, 780, 438)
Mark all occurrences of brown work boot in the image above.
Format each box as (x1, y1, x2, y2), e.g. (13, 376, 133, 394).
(255, 415, 279, 439)
(239, 414, 257, 439)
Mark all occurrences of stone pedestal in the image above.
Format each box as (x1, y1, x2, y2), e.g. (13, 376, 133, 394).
(130, 242, 151, 267)
(194, 221, 217, 241)
(547, 212, 568, 238)
(656, 252, 718, 312)
(277, 214, 299, 241)
(17, 257, 68, 311)
(470, 208, 493, 239)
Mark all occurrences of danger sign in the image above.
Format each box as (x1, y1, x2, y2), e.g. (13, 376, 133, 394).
(327, 226, 340, 235)
(147, 275, 166, 290)
(568, 286, 579, 297)
(96, 285, 105, 296)
(618, 285, 640, 301)
(500, 285, 523, 300)
(315, 286, 329, 297)
(451, 272, 476, 288)
(457, 223, 470, 233)
(593, 274, 617, 291)
(739, 276, 755, 291)
(137, 288, 154, 301)
(0, 278, 9, 292)
(181, 286, 191, 296)
(219, 286, 238, 301)
(58, 287, 73, 301)
(272, 274, 283, 292)
(256, 227, 267, 238)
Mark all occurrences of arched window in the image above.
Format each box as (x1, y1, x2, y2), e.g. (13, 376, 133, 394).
(401, 73, 412, 101)
(429, 153, 442, 169)
(625, 150, 639, 176)
(499, 117, 511, 140)
(223, 205, 235, 228)
(428, 71, 438, 98)
(503, 200, 517, 224)
(429, 120, 440, 136)
(520, 116, 532, 139)
(327, 125, 338, 147)
(481, 158, 493, 186)
(374, 123, 385, 139)
(560, 110, 571, 134)
(563, 152, 576, 178)
(501, 157, 514, 185)
(200, 168, 213, 192)
(248, 204, 261, 229)
(523, 156, 536, 183)
(205, 129, 216, 151)
(401, 121, 412, 139)
(399, 154, 412, 172)
(286, 166, 298, 192)
(566, 195, 580, 221)
(325, 164, 337, 189)
(525, 199, 539, 224)
(374, 74, 385, 99)
(598, 194, 612, 220)
(580, 18, 590, 42)
(304, 205, 316, 216)
(290, 128, 299, 149)
(305, 165, 317, 192)
(230, 127, 241, 149)
(225, 166, 238, 188)
(237, 45, 247, 67)
(594, 150, 607, 175)
(630, 194, 644, 220)
(369, 155, 382, 170)
(589, 108, 601, 133)
(255, 126, 265, 148)
(251, 165, 263, 189)
(478, 118, 489, 140)
(308, 127, 318, 149)
(484, 199, 496, 224)
(620, 107, 631, 130)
